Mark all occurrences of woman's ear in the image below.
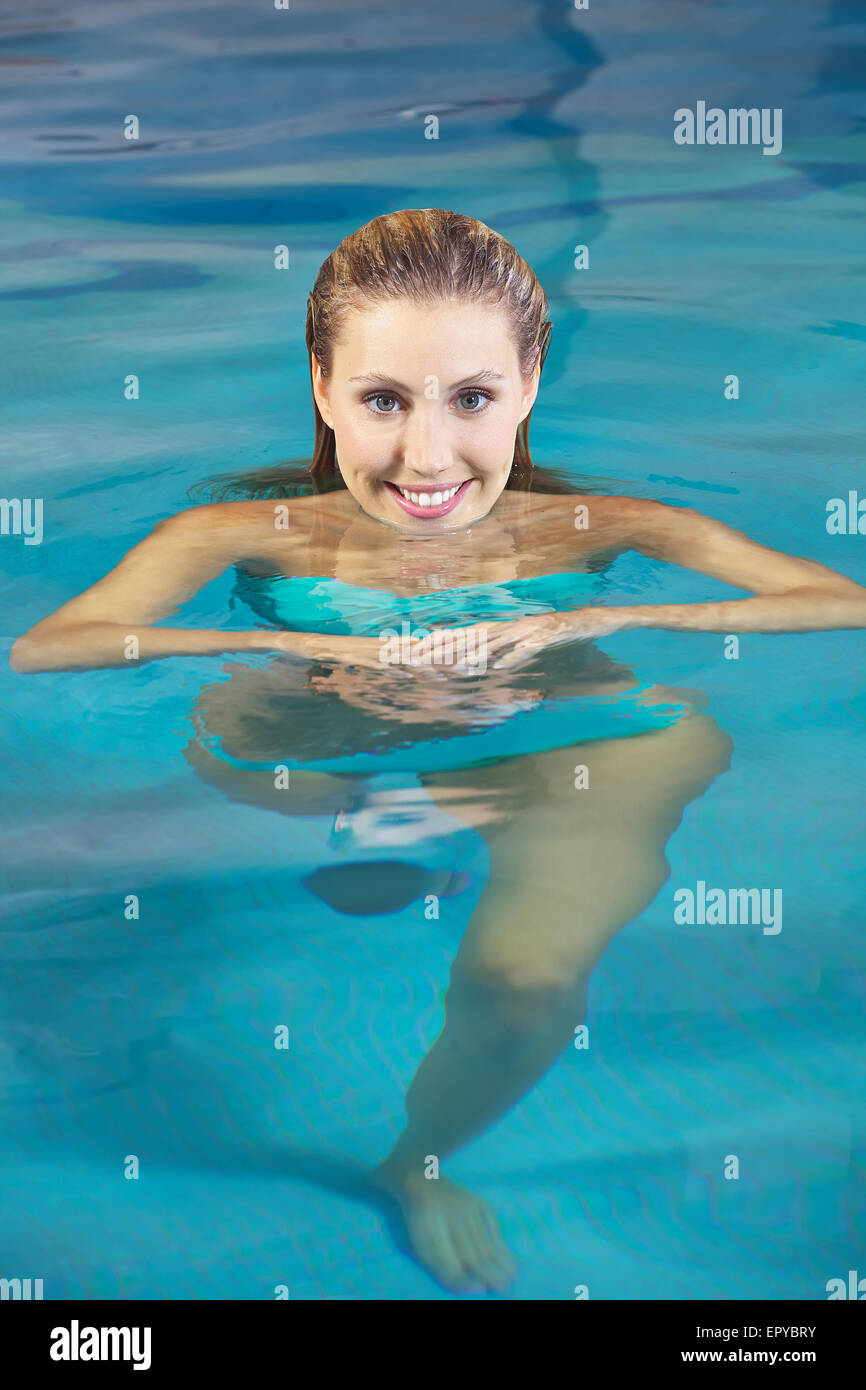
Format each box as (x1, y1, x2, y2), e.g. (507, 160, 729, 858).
(311, 352, 335, 429)
(519, 362, 541, 422)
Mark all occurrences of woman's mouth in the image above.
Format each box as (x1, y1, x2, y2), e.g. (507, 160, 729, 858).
(384, 479, 473, 519)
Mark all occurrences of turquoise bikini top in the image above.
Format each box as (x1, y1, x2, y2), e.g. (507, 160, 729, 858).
(212, 565, 688, 780)
(230, 568, 608, 635)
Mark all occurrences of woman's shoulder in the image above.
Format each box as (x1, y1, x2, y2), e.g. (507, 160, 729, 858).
(547, 490, 687, 518)
(165, 494, 322, 536)
(153, 498, 327, 574)
(535, 489, 663, 519)
(534, 490, 692, 546)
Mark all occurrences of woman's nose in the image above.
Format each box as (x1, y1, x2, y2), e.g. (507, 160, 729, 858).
(401, 404, 455, 477)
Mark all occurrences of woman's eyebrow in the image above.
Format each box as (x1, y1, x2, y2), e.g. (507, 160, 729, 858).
(348, 369, 507, 390)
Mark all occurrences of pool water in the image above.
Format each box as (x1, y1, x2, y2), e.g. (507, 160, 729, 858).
(1, 0, 864, 1299)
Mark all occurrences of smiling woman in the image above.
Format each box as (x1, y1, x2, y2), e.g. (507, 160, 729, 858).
(9, 208, 866, 1298)
(302, 221, 548, 534)
(313, 295, 538, 531)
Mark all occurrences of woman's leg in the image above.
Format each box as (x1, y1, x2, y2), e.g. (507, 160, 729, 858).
(373, 705, 733, 1292)
(183, 737, 467, 913)
(185, 668, 733, 1291)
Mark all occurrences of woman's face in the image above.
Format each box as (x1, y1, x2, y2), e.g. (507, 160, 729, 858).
(311, 298, 540, 534)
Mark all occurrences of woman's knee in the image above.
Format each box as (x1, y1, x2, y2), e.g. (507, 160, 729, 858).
(183, 737, 361, 816)
(640, 695, 733, 775)
(454, 942, 590, 1023)
(679, 711, 734, 773)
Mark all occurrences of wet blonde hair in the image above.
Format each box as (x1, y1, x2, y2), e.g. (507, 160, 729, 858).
(191, 209, 574, 503)
(306, 207, 553, 487)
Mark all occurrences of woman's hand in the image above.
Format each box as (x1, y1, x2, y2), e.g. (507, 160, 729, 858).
(272, 627, 484, 671)
(270, 607, 632, 680)
(478, 607, 634, 671)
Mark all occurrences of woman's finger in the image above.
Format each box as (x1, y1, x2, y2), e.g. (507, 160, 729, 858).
(491, 643, 539, 670)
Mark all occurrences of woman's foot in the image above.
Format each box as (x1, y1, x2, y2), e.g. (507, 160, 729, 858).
(373, 1166, 516, 1294)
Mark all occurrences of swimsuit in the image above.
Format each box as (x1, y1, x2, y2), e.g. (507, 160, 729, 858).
(204, 569, 690, 778)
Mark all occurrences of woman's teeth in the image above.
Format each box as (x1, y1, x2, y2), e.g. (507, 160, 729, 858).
(396, 484, 462, 507)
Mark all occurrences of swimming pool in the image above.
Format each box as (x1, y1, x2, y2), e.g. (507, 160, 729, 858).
(1, 0, 864, 1299)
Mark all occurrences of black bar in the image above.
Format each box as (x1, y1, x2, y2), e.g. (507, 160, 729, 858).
(3, 1298, 861, 1376)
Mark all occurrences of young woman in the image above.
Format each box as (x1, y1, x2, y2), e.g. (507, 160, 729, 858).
(11, 209, 866, 1295)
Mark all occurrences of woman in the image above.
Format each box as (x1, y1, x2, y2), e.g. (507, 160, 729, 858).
(11, 209, 866, 1295)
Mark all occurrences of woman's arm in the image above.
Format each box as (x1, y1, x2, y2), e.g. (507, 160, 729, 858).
(480, 497, 866, 669)
(9, 505, 316, 674)
(612, 498, 866, 633)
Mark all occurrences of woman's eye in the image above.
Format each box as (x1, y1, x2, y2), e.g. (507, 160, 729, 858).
(456, 389, 492, 412)
(363, 388, 492, 415)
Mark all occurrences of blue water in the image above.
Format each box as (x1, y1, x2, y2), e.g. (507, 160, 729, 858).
(1, 0, 865, 1300)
